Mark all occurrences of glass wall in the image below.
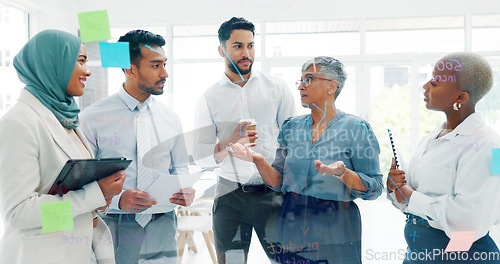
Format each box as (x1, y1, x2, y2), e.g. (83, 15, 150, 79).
(0, 3, 29, 118)
(3, 8, 500, 263)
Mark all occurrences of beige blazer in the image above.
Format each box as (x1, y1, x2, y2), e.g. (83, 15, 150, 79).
(0, 90, 115, 264)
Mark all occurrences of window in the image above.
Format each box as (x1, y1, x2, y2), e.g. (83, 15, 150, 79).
(265, 20, 360, 56)
(0, 3, 29, 117)
(366, 17, 464, 54)
(173, 36, 220, 59)
(4, 51, 10, 66)
(172, 62, 226, 132)
(369, 65, 412, 176)
(266, 33, 360, 57)
(477, 58, 500, 131)
(173, 24, 262, 59)
(472, 15, 500, 52)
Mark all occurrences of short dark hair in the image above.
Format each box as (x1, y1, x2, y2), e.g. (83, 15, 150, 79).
(441, 52, 493, 106)
(218, 17, 255, 46)
(118, 29, 165, 69)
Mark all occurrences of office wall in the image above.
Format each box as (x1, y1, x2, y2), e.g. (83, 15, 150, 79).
(4, 0, 500, 38)
(77, 0, 500, 24)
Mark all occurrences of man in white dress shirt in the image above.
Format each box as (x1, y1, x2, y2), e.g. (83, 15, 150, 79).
(192, 17, 296, 263)
(80, 30, 194, 264)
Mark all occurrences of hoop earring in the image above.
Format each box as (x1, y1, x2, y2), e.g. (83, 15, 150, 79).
(453, 102, 461, 111)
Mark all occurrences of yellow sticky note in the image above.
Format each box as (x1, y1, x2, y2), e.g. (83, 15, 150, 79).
(78, 10, 111, 43)
(444, 231, 476, 252)
(40, 201, 74, 233)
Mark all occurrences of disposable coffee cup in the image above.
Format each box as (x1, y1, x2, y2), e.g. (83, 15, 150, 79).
(239, 119, 257, 145)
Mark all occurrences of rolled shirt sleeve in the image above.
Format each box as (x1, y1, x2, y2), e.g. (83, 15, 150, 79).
(347, 120, 384, 200)
(387, 189, 408, 211)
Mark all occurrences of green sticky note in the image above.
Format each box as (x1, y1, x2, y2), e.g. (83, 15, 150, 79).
(40, 201, 74, 233)
(78, 10, 111, 43)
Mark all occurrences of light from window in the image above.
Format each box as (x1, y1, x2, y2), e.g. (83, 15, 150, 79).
(266, 33, 360, 57)
(366, 29, 464, 54)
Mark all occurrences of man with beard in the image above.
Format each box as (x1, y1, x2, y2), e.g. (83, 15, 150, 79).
(193, 17, 296, 263)
(80, 30, 194, 264)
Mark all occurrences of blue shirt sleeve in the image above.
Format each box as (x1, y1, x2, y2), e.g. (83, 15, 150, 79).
(347, 120, 383, 200)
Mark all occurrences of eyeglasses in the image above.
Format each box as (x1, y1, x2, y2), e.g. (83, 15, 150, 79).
(296, 76, 333, 89)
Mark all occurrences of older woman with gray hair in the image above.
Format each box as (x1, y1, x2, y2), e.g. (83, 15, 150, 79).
(388, 52, 500, 263)
(229, 56, 383, 263)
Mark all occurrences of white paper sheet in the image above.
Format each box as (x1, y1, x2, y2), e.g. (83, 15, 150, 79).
(138, 171, 204, 214)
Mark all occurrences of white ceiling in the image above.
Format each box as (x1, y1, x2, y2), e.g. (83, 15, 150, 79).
(3, 0, 500, 35)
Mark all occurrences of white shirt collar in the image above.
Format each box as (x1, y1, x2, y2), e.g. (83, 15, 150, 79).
(118, 84, 153, 111)
(219, 71, 259, 87)
(438, 112, 485, 140)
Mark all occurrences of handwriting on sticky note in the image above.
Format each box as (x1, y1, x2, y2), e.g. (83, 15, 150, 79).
(444, 231, 476, 252)
(41, 201, 74, 233)
(78, 10, 111, 43)
(492, 149, 500, 175)
(99, 42, 131, 69)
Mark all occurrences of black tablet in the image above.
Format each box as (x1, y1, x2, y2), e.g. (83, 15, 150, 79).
(48, 157, 132, 196)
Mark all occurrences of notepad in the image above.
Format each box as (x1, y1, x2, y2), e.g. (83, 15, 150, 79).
(387, 129, 407, 172)
(387, 129, 409, 203)
(138, 171, 204, 214)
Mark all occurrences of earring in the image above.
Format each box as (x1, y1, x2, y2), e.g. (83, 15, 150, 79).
(453, 102, 461, 111)
(328, 92, 332, 95)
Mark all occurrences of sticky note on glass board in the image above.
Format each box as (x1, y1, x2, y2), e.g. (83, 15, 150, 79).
(492, 148, 500, 175)
(78, 10, 111, 43)
(444, 231, 476, 252)
(40, 201, 74, 233)
(99, 42, 131, 68)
